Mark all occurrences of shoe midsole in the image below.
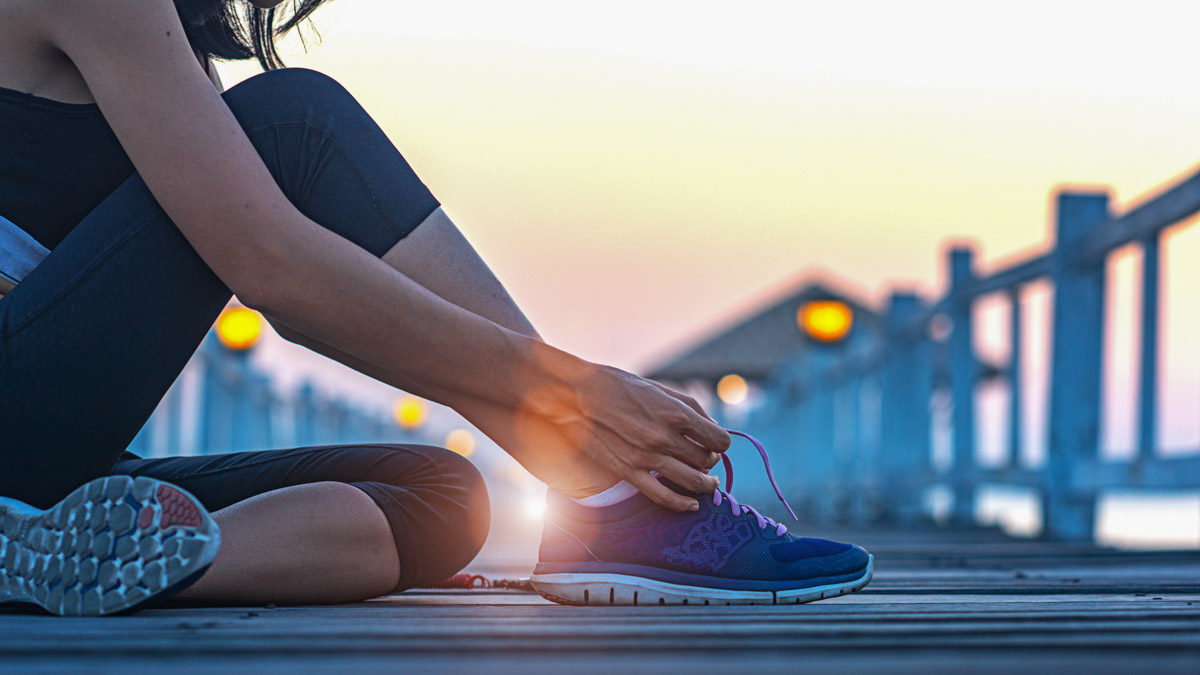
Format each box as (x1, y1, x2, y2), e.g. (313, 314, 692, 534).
(532, 557, 873, 600)
(532, 559, 870, 592)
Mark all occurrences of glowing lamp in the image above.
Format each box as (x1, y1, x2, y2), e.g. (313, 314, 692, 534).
(215, 306, 263, 351)
(445, 428, 476, 457)
(799, 300, 853, 343)
(716, 373, 749, 405)
(393, 396, 427, 429)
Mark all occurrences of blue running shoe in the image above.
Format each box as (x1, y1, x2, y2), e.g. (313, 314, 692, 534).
(530, 431, 872, 606)
(0, 476, 220, 616)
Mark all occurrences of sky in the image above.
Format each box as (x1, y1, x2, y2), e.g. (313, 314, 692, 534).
(211, 1, 1200, 542)
(217, 0, 1199, 439)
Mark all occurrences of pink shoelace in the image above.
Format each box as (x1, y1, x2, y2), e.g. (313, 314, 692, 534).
(713, 430, 798, 537)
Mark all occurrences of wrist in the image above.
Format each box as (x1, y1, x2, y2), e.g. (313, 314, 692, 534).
(518, 339, 597, 423)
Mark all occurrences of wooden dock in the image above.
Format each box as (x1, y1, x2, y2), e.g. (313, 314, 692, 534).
(2, 526, 1198, 673)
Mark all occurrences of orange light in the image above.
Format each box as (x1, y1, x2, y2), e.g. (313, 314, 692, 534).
(393, 396, 427, 429)
(716, 374, 749, 405)
(799, 300, 853, 342)
(445, 428, 476, 457)
(215, 306, 263, 351)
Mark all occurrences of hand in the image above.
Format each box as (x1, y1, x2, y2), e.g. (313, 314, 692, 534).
(532, 363, 731, 512)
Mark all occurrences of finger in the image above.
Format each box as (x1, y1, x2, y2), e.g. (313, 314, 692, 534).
(627, 471, 699, 512)
(664, 435, 722, 471)
(675, 408, 731, 453)
(653, 455, 720, 495)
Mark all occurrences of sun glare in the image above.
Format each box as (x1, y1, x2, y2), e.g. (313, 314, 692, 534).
(525, 495, 547, 520)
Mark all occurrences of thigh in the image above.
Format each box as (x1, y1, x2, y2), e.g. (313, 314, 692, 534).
(107, 443, 473, 512)
(111, 443, 491, 589)
(0, 69, 441, 507)
(0, 172, 231, 508)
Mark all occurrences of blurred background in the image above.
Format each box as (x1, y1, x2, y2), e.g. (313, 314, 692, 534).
(139, 0, 1200, 562)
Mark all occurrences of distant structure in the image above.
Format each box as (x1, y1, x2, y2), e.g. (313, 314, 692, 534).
(128, 315, 423, 458)
(646, 281, 879, 386)
(647, 170, 1200, 542)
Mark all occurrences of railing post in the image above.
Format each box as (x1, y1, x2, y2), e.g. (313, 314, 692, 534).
(796, 352, 838, 521)
(295, 384, 317, 447)
(879, 292, 932, 523)
(198, 336, 234, 455)
(1045, 191, 1109, 540)
(948, 246, 976, 526)
(1137, 233, 1160, 462)
(1006, 289, 1022, 470)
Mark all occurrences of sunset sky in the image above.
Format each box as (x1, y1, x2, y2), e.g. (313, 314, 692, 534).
(216, 0, 1200, 464)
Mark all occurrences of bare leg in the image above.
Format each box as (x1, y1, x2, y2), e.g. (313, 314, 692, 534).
(176, 482, 400, 604)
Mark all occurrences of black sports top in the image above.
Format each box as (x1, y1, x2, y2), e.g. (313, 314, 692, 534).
(0, 85, 134, 250)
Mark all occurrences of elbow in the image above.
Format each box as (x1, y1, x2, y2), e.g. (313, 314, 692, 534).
(226, 242, 293, 317)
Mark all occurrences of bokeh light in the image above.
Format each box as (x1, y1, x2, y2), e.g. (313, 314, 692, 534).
(800, 300, 854, 342)
(717, 373, 749, 405)
(445, 428, 476, 457)
(215, 306, 263, 351)
(393, 396, 427, 428)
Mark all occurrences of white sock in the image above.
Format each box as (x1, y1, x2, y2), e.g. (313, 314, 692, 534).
(573, 480, 639, 507)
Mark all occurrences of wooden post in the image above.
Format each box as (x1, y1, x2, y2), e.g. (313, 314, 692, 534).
(879, 292, 932, 523)
(198, 336, 234, 455)
(229, 349, 254, 452)
(295, 384, 317, 447)
(1137, 233, 1160, 461)
(948, 246, 976, 526)
(1046, 191, 1109, 540)
(1007, 288, 1023, 470)
(797, 351, 838, 520)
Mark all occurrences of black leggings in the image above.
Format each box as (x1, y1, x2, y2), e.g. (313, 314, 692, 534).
(0, 68, 490, 590)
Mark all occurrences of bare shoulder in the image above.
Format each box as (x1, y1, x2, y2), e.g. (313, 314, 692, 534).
(0, 0, 91, 102)
(33, 0, 311, 303)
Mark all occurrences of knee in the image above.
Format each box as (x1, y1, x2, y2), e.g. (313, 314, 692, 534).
(424, 447, 492, 566)
(374, 445, 491, 587)
(220, 68, 361, 134)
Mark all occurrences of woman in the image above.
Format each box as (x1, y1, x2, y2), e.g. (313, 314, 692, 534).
(0, 0, 871, 615)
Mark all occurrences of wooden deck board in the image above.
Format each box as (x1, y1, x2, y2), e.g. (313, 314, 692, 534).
(3, 527, 1199, 673)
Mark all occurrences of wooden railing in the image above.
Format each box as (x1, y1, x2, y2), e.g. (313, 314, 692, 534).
(127, 335, 409, 457)
(732, 170, 1200, 540)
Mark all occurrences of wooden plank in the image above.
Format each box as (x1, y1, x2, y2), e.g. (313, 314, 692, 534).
(1, 527, 1197, 672)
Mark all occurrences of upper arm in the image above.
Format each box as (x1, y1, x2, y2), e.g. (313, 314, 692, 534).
(46, 0, 296, 301)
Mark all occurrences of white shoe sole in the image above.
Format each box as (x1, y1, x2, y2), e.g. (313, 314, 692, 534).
(531, 554, 873, 606)
(0, 476, 220, 617)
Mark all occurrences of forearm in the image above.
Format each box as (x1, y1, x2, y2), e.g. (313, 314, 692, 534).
(270, 320, 619, 496)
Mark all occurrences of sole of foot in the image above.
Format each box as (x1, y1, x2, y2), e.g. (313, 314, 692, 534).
(531, 554, 873, 606)
(0, 476, 220, 617)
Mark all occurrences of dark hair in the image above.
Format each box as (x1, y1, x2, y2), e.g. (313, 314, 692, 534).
(174, 0, 333, 71)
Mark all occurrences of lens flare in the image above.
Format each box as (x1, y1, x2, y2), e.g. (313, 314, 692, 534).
(525, 495, 547, 520)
